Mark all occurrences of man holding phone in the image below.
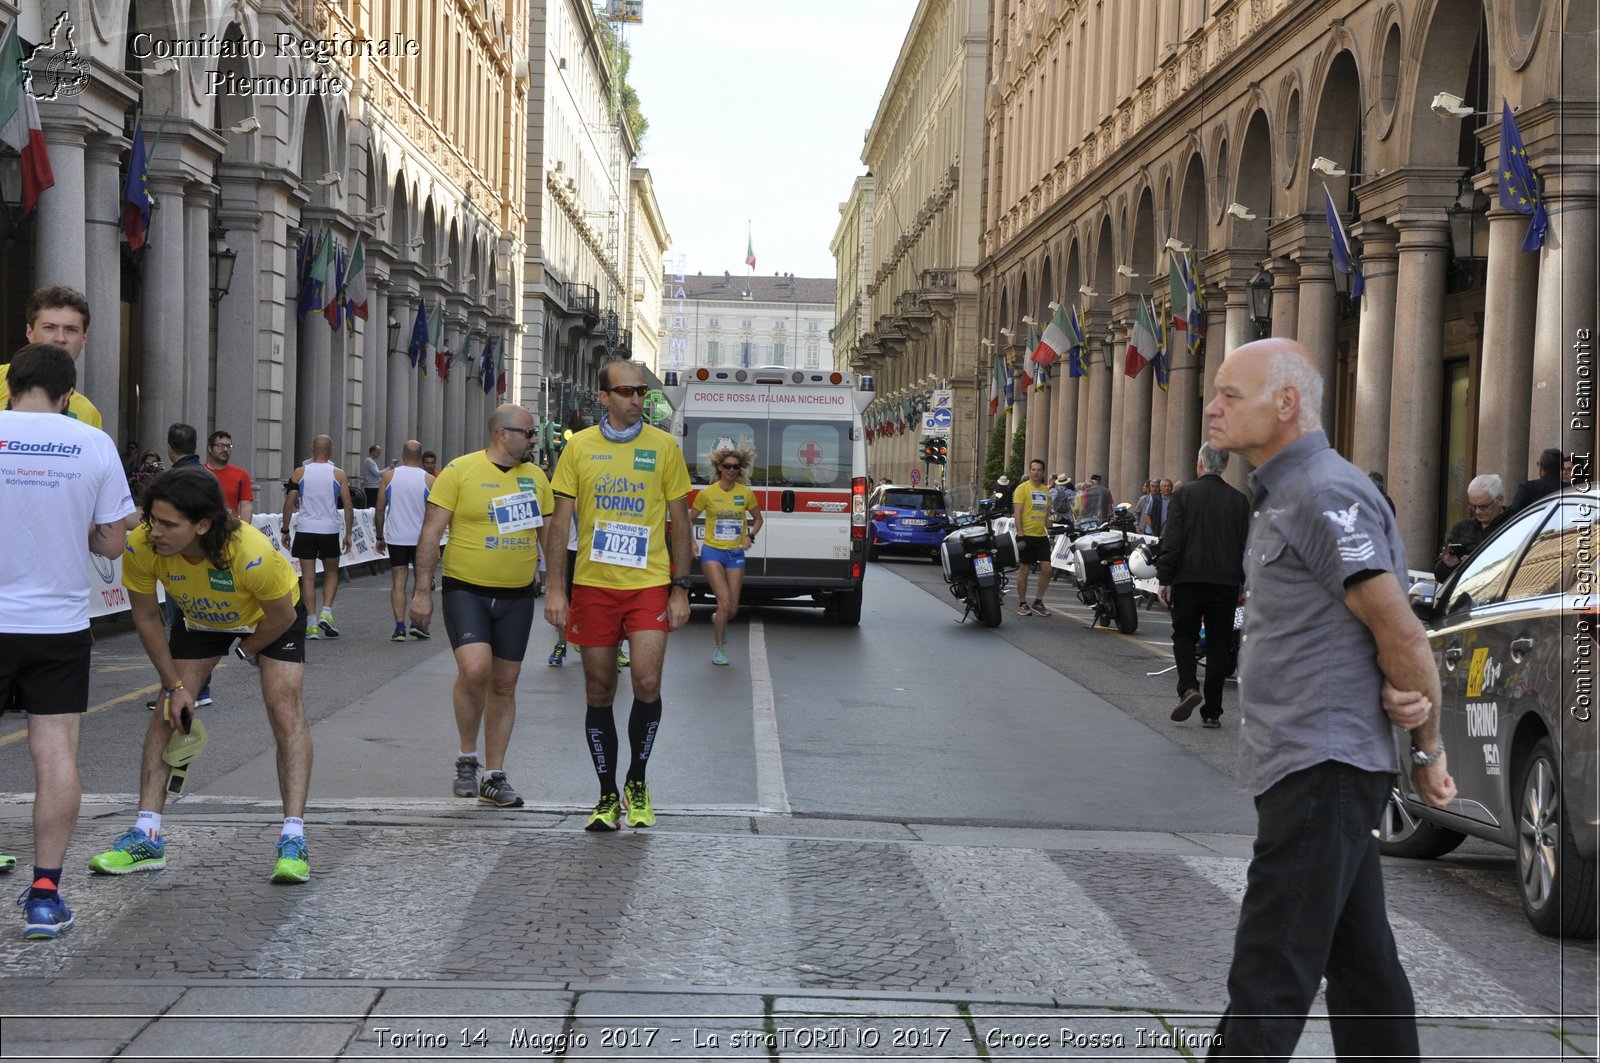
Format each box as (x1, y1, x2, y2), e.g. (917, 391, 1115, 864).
(1433, 474, 1507, 583)
(91, 468, 313, 884)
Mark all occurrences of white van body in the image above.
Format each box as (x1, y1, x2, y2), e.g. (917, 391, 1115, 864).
(661, 365, 874, 625)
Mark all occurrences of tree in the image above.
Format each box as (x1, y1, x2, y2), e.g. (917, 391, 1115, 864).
(1007, 415, 1027, 485)
(982, 414, 1008, 492)
(599, 23, 649, 146)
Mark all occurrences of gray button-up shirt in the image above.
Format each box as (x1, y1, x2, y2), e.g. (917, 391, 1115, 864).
(1235, 430, 1405, 796)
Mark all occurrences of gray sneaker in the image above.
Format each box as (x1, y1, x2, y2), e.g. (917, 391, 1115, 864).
(452, 756, 481, 798)
(478, 772, 524, 808)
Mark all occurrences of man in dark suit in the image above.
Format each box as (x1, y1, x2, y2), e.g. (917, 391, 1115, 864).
(1509, 447, 1565, 514)
(1158, 443, 1250, 728)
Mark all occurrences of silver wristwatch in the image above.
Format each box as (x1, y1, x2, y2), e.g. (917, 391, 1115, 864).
(1409, 742, 1445, 767)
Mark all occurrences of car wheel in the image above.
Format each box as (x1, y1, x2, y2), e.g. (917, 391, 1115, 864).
(1376, 782, 1466, 859)
(1515, 736, 1598, 938)
(866, 545, 880, 562)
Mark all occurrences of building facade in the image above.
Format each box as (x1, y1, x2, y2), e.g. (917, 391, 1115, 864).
(843, 0, 990, 495)
(626, 166, 670, 368)
(523, 0, 640, 434)
(829, 175, 875, 377)
(4, 0, 528, 506)
(979, 0, 1596, 563)
(657, 273, 836, 375)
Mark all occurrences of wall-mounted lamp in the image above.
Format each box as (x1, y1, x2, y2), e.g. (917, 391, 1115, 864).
(387, 312, 402, 356)
(1115, 264, 1139, 278)
(998, 326, 1015, 339)
(1164, 237, 1192, 254)
(229, 117, 260, 134)
(1020, 315, 1037, 326)
(1446, 173, 1489, 270)
(407, 237, 425, 251)
(1099, 328, 1115, 369)
(979, 338, 995, 348)
(434, 257, 452, 270)
(208, 228, 237, 305)
(1226, 202, 1257, 221)
(461, 273, 477, 284)
(1311, 156, 1371, 179)
(148, 58, 179, 75)
(1078, 284, 1098, 298)
(1247, 263, 1274, 337)
(1429, 91, 1489, 119)
(316, 171, 342, 186)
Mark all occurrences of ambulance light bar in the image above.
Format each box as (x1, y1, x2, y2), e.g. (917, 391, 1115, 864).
(687, 366, 855, 387)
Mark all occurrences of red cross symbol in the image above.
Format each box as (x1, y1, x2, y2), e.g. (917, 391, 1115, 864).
(798, 441, 824, 466)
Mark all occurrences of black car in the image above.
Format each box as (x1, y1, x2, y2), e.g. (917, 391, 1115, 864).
(1380, 489, 1598, 937)
(865, 485, 949, 562)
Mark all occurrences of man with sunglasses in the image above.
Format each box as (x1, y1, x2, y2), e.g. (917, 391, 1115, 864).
(410, 404, 555, 808)
(1432, 473, 1507, 583)
(545, 360, 692, 832)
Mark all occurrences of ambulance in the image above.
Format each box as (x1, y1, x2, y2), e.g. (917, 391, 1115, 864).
(661, 365, 874, 625)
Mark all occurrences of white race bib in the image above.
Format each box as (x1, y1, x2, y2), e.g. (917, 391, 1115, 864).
(589, 519, 651, 569)
(492, 490, 544, 534)
(713, 518, 743, 541)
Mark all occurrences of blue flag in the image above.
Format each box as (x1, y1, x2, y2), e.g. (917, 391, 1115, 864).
(1498, 99, 1548, 252)
(481, 337, 497, 394)
(1322, 183, 1365, 301)
(407, 299, 430, 374)
(1066, 305, 1087, 379)
(122, 121, 153, 252)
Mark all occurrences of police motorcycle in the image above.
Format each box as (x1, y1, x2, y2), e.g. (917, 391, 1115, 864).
(1064, 502, 1145, 634)
(939, 497, 1019, 628)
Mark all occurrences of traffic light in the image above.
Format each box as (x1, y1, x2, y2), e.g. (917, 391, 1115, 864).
(934, 437, 948, 465)
(921, 438, 936, 463)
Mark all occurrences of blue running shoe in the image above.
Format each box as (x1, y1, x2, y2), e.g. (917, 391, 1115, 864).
(88, 828, 166, 875)
(18, 889, 74, 940)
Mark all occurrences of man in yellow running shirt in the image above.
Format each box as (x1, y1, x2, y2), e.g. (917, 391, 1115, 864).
(544, 360, 692, 832)
(1012, 458, 1053, 617)
(0, 286, 102, 428)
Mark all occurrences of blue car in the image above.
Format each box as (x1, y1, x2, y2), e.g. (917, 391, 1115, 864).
(866, 485, 949, 562)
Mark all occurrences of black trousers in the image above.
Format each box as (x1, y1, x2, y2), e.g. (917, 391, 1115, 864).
(1209, 762, 1419, 1061)
(1170, 582, 1237, 718)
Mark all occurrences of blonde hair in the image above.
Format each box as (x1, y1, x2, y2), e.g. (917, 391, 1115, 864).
(708, 436, 756, 483)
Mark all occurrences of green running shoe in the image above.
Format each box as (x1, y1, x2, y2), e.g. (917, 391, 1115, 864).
(623, 779, 655, 828)
(0, 853, 14, 873)
(88, 828, 166, 875)
(272, 835, 309, 883)
(585, 792, 622, 832)
(615, 645, 630, 668)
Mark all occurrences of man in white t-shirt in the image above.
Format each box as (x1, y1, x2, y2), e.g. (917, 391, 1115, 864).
(0, 344, 134, 940)
(280, 434, 355, 639)
(374, 439, 435, 641)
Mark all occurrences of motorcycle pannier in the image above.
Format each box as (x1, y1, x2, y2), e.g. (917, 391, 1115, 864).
(1075, 545, 1108, 586)
(939, 525, 990, 580)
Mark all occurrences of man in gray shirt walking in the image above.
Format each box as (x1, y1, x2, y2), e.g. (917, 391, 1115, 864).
(1202, 338, 1455, 1060)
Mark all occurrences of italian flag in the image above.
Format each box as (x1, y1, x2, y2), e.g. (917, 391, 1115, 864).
(1126, 297, 1156, 377)
(1032, 306, 1069, 368)
(0, 23, 55, 214)
(744, 234, 756, 270)
(989, 354, 1006, 415)
(343, 236, 368, 327)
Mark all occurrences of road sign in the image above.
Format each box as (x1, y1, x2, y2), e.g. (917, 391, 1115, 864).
(909, 469, 920, 484)
(929, 407, 953, 429)
(931, 389, 952, 410)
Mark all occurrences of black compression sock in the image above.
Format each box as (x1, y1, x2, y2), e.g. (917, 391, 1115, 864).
(625, 697, 663, 785)
(585, 704, 618, 795)
(30, 867, 61, 901)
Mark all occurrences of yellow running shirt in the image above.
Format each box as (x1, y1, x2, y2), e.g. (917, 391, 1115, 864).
(692, 481, 758, 549)
(1014, 480, 1051, 537)
(552, 424, 690, 590)
(428, 450, 552, 589)
(122, 522, 298, 633)
(0, 369, 102, 428)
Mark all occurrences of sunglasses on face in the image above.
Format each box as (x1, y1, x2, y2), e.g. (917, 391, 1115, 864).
(605, 385, 649, 398)
(502, 427, 538, 439)
(720, 462, 742, 470)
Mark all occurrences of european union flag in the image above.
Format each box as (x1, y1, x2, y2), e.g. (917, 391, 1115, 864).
(407, 299, 430, 375)
(481, 337, 496, 395)
(122, 121, 153, 252)
(1498, 99, 1548, 252)
(1066, 305, 1087, 379)
(1322, 183, 1365, 301)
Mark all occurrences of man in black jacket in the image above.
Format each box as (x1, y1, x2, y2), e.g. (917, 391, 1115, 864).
(1508, 447, 1565, 514)
(1157, 442, 1250, 728)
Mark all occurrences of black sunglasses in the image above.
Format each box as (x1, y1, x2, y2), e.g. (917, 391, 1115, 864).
(605, 385, 649, 398)
(720, 462, 743, 470)
(502, 426, 538, 439)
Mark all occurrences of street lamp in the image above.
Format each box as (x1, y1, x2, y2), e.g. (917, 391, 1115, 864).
(1247, 264, 1274, 337)
(387, 312, 402, 356)
(1446, 174, 1489, 264)
(1099, 328, 1115, 369)
(208, 228, 237, 305)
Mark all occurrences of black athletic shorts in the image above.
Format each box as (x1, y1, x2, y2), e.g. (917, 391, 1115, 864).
(1018, 535, 1050, 565)
(442, 579, 537, 661)
(0, 629, 93, 716)
(387, 543, 418, 566)
(291, 531, 342, 560)
(169, 602, 308, 663)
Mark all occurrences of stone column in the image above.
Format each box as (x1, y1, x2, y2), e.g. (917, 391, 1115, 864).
(1388, 217, 1451, 563)
(1148, 372, 1168, 482)
(1051, 368, 1078, 478)
(138, 173, 188, 450)
(184, 186, 214, 431)
(1164, 293, 1202, 483)
(1293, 251, 1342, 443)
(1107, 316, 1130, 497)
(83, 134, 126, 442)
(387, 287, 414, 451)
(214, 196, 264, 475)
(34, 117, 88, 292)
(1530, 171, 1598, 462)
(1267, 255, 1299, 343)
(367, 274, 390, 459)
(1475, 206, 1540, 484)
(1207, 298, 1247, 493)
(1347, 223, 1397, 477)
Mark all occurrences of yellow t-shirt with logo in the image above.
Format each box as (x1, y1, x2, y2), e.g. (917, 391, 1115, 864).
(692, 481, 758, 549)
(0, 370, 103, 428)
(1014, 479, 1051, 537)
(552, 424, 691, 590)
(122, 521, 298, 632)
(428, 450, 552, 589)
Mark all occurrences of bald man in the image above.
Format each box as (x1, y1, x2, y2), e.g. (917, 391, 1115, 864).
(1202, 338, 1454, 1059)
(375, 440, 436, 641)
(281, 435, 356, 640)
